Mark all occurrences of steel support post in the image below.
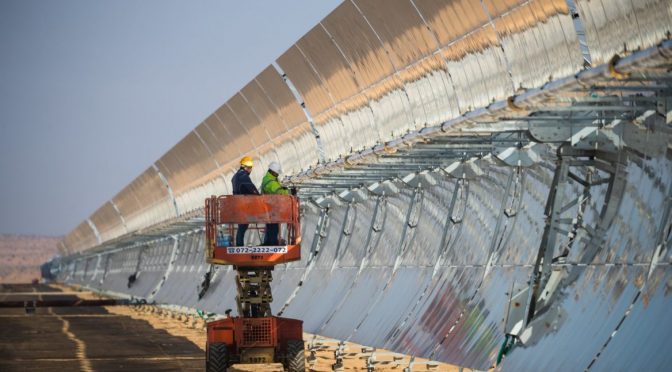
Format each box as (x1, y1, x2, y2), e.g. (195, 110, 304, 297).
(526, 156, 569, 324)
(197, 264, 215, 300)
(657, 181, 672, 254)
(393, 186, 424, 273)
(360, 195, 388, 272)
(331, 202, 356, 272)
(433, 179, 468, 276)
(100, 254, 111, 288)
(89, 254, 102, 283)
(147, 235, 180, 303)
(128, 245, 146, 288)
(483, 169, 516, 277)
(310, 207, 331, 261)
(65, 261, 74, 282)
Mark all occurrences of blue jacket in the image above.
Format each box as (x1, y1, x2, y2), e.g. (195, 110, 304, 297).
(232, 167, 259, 195)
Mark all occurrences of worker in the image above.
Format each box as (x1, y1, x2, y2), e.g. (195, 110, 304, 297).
(232, 156, 259, 246)
(261, 161, 289, 245)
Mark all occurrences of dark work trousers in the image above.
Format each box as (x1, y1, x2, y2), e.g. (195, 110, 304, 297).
(263, 224, 279, 245)
(236, 224, 248, 246)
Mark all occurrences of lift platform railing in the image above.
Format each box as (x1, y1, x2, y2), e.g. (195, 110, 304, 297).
(205, 195, 301, 267)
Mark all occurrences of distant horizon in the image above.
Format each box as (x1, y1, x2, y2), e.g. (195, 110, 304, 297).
(0, 233, 64, 238)
(0, 234, 60, 283)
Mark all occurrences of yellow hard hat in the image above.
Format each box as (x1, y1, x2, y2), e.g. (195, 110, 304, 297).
(240, 156, 254, 167)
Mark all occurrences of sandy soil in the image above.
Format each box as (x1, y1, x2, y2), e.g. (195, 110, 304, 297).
(105, 304, 474, 371)
(50, 283, 108, 300)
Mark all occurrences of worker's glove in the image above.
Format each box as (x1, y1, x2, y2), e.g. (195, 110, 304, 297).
(290, 187, 298, 196)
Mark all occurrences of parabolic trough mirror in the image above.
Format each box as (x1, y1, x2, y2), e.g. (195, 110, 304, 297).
(50, 1, 672, 370)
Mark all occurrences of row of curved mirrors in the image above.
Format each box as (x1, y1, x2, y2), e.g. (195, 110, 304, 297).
(51, 1, 672, 370)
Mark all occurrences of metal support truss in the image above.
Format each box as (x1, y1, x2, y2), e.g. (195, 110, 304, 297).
(331, 202, 357, 272)
(523, 145, 628, 332)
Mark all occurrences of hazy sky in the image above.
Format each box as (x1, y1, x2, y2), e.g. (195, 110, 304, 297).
(0, 0, 342, 237)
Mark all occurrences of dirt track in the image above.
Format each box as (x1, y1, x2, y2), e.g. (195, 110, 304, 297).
(1, 283, 473, 371)
(108, 304, 473, 371)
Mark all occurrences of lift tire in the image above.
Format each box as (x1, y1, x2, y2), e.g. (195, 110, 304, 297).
(206, 343, 228, 372)
(285, 340, 305, 372)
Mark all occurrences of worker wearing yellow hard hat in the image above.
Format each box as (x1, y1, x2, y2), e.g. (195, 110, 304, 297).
(233, 156, 257, 194)
(232, 156, 259, 245)
(239, 156, 254, 168)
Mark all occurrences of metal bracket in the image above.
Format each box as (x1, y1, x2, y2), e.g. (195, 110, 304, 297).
(100, 254, 111, 287)
(504, 168, 526, 218)
(127, 245, 146, 289)
(442, 158, 485, 180)
(401, 171, 437, 189)
(197, 264, 215, 300)
(310, 207, 331, 260)
(82, 257, 91, 280)
(527, 107, 669, 159)
(147, 235, 180, 303)
(483, 168, 525, 280)
(314, 194, 343, 209)
(491, 131, 539, 168)
(367, 180, 400, 196)
(338, 188, 368, 203)
(331, 203, 357, 272)
(371, 196, 387, 234)
(433, 179, 469, 277)
(89, 254, 103, 283)
(359, 195, 388, 273)
(393, 186, 425, 273)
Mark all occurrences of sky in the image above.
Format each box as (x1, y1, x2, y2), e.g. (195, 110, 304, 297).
(0, 0, 342, 237)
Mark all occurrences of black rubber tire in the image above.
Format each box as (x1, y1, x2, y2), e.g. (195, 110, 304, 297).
(285, 340, 305, 372)
(206, 343, 228, 372)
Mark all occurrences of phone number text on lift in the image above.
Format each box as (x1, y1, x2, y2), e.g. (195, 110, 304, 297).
(226, 246, 287, 254)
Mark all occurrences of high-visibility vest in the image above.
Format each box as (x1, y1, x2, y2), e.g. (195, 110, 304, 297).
(261, 172, 289, 195)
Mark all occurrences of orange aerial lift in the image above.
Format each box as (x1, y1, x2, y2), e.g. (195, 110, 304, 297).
(204, 194, 304, 372)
